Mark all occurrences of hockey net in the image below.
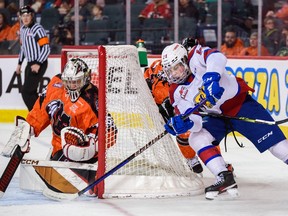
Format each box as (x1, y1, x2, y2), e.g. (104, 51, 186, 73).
(61, 45, 203, 198)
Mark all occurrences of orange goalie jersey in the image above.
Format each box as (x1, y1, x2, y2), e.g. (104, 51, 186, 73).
(26, 74, 117, 158)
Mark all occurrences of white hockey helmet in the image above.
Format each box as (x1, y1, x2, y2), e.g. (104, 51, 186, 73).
(161, 43, 191, 84)
(62, 58, 91, 102)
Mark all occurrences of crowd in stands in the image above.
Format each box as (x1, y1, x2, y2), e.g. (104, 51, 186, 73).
(1, 0, 288, 55)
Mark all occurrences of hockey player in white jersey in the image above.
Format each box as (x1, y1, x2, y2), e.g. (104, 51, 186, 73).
(161, 42, 288, 200)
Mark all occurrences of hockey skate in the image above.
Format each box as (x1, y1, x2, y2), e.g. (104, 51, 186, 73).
(205, 171, 239, 200)
(186, 157, 203, 176)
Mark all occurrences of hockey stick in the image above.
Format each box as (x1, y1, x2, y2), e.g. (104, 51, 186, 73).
(43, 99, 207, 201)
(0, 145, 25, 198)
(198, 112, 288, 125)
(0, 116, 31, 198)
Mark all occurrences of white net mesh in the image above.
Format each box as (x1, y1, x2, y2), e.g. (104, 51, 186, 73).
(63, 45, 203, 198)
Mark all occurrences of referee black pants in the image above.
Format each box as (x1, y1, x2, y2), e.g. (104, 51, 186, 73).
(22, 60, 48, 111)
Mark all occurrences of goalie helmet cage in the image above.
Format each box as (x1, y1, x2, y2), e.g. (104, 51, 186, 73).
(61, 45, 204, 199)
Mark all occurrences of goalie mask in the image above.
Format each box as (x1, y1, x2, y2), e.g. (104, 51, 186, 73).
(62, 58, 91, 102)
(161, 43, 191, 84)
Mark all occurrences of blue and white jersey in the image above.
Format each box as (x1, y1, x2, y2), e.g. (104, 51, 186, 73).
(169, 44, 254, 118)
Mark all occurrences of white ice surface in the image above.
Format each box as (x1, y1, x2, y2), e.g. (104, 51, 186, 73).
(0, 123, 288, 216)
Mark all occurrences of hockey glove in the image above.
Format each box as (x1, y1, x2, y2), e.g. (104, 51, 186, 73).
(1, 116, 32, 157)
(202, 72, 224, 105)
(164, 115, 194, 136)
(61, 127, 98, 162)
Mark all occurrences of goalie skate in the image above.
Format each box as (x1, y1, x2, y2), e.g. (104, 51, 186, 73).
(205, 171, 239, 200)
(186, 157, 203, 177)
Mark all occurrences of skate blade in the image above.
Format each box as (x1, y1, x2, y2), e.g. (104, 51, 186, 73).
(205, 188, 240, 200)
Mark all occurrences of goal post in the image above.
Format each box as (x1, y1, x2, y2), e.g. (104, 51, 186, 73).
(61, 45, 204, 198)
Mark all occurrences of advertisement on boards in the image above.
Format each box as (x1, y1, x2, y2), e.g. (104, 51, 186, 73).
(0, 56, 287, 127)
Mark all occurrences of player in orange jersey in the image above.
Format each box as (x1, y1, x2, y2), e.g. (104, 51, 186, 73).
(26, 58, 117, 162)
(5, 58, 117, 196)
(144, 59, 203, 174)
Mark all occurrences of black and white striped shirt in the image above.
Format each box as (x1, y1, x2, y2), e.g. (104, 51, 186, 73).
(18, 22, 50, 65)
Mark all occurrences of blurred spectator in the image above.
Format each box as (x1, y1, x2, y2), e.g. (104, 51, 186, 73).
(6, 0, 19, 16)
(231, 0, 256, 27)
(179, 0, 199, 21)
(276, 34, 288, 56)
(194, 0, 207, 24)
(279, 25, 288, 47)
(239, 32, 270, 56)
(90, 5, 108, 20)
(51, 23, 74, 46)
(221, 26, 244, 56)
(266, 1, 288, 26)
(0, 12, 11, 42)
(56, 0, 72, 23)
(233, 16, 255, 47)
(0, 0, 5, 8)
(7, 12, 20, 41)
(64, 0, 94, 26)
(96, 0, 105, 8)
(54, 0, 74, 8)
(0, 0, 11, 24)
(262, 0, 275, 21)
(31, 0, 45, 14)
(138, 0, 172, 21)
(262, 17, 281, 55)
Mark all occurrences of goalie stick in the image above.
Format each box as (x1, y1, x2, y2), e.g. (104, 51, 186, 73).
(43, 99, 207, 201)
(0, 145, 25, 198)
(0, 116, 31, 198)
(198, 112, 288, 125)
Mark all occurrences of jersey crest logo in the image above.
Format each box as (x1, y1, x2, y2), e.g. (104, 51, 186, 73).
(179, 86, 188, 99)
(196, 87, 213, 109)
(53, 82, 63, 88)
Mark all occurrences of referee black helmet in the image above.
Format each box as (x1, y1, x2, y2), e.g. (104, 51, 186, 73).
(19, 5, 35, 15)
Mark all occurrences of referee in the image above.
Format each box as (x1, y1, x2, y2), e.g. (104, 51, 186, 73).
(15, 5, 50, 111)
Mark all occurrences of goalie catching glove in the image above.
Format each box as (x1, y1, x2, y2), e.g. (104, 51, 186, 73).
(202, 72, 224, 105)
(61, 126, 98, 162)
(1, 116, 33, 157)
